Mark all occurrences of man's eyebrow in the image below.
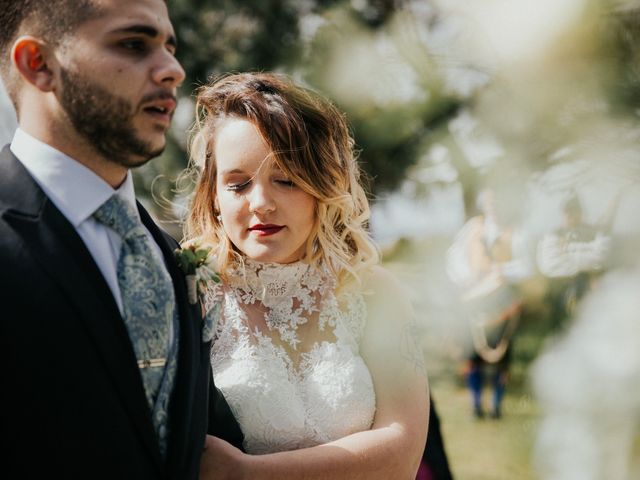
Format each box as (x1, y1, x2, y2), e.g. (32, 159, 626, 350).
(112, 25, 178, 48)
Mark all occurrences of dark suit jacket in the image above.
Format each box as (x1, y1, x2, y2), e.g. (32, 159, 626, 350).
(0, 146, 242, 479)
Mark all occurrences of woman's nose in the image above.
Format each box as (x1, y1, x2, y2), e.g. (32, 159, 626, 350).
(248, 183, 276, 215)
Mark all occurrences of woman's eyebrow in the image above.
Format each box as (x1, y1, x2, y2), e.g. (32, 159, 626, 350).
(219, 168, 247, 176)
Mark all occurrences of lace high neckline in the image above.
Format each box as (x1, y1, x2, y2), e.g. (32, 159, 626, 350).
(226, 258, 335, 349)
(209, 257, 374, 454)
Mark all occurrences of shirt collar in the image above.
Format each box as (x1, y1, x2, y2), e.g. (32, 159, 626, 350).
(10, 128, 138, 227)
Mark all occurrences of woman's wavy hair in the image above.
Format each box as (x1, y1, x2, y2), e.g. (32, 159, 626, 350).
(185, 72, 379, 286)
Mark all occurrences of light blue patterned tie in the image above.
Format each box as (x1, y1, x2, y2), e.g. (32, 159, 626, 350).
(93, 194, 178, 456)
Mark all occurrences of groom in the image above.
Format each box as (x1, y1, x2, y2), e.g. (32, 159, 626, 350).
(0, 0, 240, 478)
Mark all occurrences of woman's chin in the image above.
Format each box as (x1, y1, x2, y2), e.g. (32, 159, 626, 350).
(243, 248, 302, 265)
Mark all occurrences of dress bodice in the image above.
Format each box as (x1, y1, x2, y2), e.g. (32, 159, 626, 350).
(206, 260, 376, 454)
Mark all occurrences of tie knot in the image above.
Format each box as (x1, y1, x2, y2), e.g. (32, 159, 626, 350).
(93, 195, 145, 239)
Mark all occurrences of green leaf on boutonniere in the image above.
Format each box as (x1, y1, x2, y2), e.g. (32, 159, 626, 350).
(174, 242, 220, 304)
(174, 244, 208, 275)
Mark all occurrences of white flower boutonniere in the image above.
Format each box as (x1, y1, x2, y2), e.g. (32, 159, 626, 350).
(174, 243, 220, 305)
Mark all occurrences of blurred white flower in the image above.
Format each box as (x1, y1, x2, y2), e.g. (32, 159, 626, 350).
(434, 0, 587, 68)
(532, 268, 640, 479)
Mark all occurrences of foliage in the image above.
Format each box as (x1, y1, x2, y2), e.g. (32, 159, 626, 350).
(143, 1, 640, 227)
(138, 0, 464, 215)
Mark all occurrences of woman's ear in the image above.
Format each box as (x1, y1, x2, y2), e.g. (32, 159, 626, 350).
(11, 36, 55, 92)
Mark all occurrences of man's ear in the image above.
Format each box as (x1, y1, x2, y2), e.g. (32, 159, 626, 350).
(11, 36, 56, 92)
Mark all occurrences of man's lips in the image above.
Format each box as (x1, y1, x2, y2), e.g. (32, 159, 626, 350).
(142, 96, 177, 125)
(248, 224, 285, 237)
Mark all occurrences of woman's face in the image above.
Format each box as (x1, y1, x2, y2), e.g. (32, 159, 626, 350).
(214, 117, 316, 264)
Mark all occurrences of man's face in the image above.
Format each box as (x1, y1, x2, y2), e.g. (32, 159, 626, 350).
(55, 0, 184, 167)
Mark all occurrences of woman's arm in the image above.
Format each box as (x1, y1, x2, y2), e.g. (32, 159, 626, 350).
(199, 266, 429, 480)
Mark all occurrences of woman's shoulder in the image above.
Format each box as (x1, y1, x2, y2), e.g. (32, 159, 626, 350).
(357, 266, 422, 373)
(360, 265, 405, 297)
(358, 265, 412, 323)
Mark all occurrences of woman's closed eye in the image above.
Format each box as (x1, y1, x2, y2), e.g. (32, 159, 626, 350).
(227, 178, 294, 192)
(275, 178, 295, 187)
(226, 179, 252, 192)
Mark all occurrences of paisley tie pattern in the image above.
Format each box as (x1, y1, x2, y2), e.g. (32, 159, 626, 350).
(93, 195, 179, 457)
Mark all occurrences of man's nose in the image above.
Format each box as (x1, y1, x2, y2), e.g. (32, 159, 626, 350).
(152, 50, 186, 88)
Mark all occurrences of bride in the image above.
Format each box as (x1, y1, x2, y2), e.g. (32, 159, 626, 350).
(186, 72, 428, 479)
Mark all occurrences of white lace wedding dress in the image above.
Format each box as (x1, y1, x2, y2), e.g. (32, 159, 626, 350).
(205, 259, 376, 454)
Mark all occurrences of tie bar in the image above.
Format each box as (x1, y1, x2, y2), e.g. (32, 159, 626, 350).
(137, 358, 166, 369)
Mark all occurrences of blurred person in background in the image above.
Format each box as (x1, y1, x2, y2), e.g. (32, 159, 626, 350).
(447, 187, 533, 419)
(536, 192, 619, 331)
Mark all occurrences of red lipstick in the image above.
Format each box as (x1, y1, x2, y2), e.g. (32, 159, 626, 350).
(249, 224, 284, 237)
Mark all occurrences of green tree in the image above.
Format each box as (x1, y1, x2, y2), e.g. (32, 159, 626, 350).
(141, 0, 463, 221)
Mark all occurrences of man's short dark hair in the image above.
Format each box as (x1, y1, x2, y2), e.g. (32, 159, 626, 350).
(0, 1, 101, 54)
(0, 0, 100, 106)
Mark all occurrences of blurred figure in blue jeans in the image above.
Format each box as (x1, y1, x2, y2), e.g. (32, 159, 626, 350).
(447, 188, 532, 419)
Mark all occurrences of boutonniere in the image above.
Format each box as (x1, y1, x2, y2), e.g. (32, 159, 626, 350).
(174, 243, 220, 305)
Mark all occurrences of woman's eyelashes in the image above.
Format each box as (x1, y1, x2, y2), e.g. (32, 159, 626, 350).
(226, 179, 251, 192)
(225, 177, 295, 192)
(275, 178, 294, 187)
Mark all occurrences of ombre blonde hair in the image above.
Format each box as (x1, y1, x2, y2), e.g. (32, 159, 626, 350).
(185, 72, 379, 286)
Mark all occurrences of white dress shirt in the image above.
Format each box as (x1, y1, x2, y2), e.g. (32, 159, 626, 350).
(10, 128, 168, 315)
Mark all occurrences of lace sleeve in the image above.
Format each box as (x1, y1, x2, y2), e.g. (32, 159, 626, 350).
(333, 292, 368, 347)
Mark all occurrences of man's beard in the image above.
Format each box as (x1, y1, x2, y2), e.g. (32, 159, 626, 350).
(59, 68, 166, 168)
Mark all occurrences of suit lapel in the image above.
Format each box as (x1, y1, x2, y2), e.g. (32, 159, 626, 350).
(137, 204, 203, 473)
(0, 148, 164, 469)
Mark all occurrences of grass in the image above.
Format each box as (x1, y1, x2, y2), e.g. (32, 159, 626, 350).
(381, 239, 551, 480)
(386, 256, 546, 480)
(432, 378, 539, 480)
(382, 240, 640, 479)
